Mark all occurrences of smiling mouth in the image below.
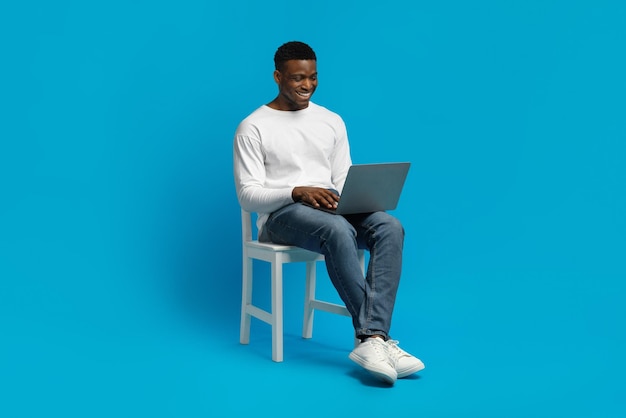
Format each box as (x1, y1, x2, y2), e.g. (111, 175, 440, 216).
(296, 91, 312, 99)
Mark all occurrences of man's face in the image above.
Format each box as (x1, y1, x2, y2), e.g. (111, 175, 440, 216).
(274, 59, 318, 110)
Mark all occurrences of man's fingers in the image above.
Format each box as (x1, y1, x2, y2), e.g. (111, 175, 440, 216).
(295, 187, 339, 208)
(317, 191, 339, 208)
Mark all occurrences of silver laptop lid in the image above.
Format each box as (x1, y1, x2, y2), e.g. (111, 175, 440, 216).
(335, 162, 410, 215)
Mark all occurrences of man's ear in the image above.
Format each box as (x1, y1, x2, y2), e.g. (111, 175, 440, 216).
(273, 70, 281, 84)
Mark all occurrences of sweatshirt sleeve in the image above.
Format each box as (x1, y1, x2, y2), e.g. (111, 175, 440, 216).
(233, 131, 293, 213)
(330, 116, 352, 194)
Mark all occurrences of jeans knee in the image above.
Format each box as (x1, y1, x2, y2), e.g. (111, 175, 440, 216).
(323, 218, 357, 247)
(389, 217, 405, 237)
(372, 214, 404, 247)
(375, 212, 403, 232)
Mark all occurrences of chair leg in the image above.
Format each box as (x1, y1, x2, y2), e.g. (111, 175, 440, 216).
(271, 255, 284, 362)
(240, 255, 253, 345)
(302, 260, 317, 339)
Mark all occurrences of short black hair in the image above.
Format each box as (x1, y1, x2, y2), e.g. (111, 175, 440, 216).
(274, 41, 317, 71)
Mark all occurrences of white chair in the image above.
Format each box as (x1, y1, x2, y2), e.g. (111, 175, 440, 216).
(240, 209, 364, 362)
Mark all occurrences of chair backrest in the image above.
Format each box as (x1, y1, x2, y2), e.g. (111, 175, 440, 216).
(241, 209, 254, 244)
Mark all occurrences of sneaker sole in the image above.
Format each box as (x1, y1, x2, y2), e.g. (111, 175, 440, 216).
(349, 352, 397, 384)
(397, 363, 425, 378)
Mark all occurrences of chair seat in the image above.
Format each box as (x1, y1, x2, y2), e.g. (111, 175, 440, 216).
(245, 239, 321, 254)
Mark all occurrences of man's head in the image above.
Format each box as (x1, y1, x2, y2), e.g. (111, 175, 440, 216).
(271, 41, 318, 111)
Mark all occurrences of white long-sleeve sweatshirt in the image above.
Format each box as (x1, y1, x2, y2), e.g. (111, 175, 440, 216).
(233, 102, 352, 233)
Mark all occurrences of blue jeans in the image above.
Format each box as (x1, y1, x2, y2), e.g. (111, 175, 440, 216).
(259, 203, 405, 340)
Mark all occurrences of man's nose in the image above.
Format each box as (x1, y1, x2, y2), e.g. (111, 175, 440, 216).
(302, 79, 312, 90)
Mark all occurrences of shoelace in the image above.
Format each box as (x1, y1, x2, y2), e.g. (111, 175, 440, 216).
(368, 338, 394, 365)
(386, 339, 405, 364)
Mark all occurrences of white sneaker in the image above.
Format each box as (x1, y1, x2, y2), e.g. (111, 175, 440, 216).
(386, 340, 425, 378)
(349, 337, 397, 384)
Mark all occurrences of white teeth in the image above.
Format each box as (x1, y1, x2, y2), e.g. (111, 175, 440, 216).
(296, 91, 311, 97)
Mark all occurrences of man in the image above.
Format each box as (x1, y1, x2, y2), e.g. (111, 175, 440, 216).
(233, 41, 424, 385)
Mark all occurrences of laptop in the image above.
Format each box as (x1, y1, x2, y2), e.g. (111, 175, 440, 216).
(306, 162, 411, 215)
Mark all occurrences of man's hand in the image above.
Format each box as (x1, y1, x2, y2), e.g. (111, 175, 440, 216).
(292, 187, 339, 209)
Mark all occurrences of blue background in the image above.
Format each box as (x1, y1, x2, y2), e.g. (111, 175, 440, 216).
(1, 1, 625, 416)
